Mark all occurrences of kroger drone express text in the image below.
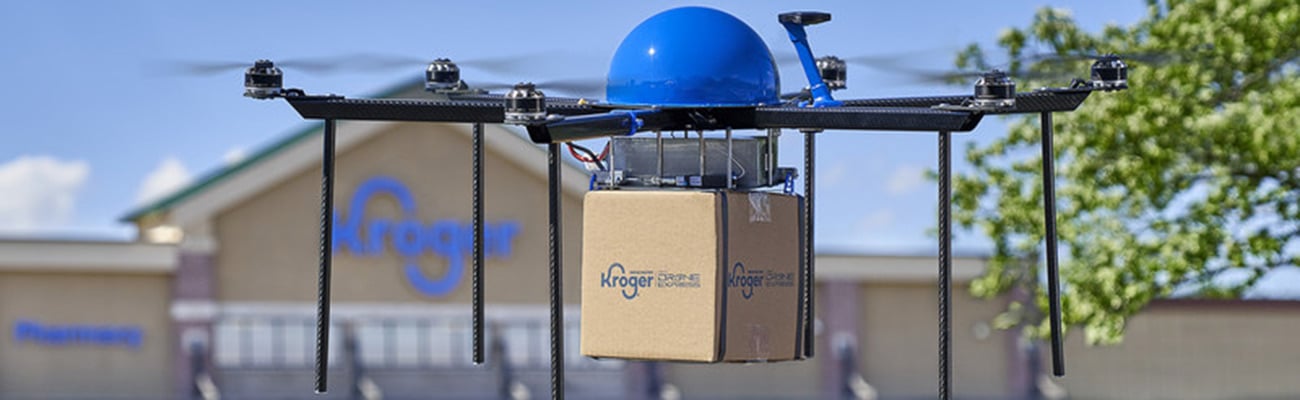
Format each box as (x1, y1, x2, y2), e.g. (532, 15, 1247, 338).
(601, 263, 702, 300)
(729, 262, 796, 300)
(333, 176, 521, 297)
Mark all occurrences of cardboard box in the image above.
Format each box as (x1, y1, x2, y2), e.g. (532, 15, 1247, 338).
(580, 190, 805, 362)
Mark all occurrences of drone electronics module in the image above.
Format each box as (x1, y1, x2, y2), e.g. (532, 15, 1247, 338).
(240, 6, 1128, 399)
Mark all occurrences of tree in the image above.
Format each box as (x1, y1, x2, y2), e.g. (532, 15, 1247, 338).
(949, 0, 1300, 345)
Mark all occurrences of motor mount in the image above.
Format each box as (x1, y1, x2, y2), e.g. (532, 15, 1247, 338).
(1090, 55, 1128, 91)
(816, 56, 847, 91)
(425, 58, 465, 92)
(504, 83, 546, 125)
(971, 70, 1016, 110)
(244, 60, 283, 100)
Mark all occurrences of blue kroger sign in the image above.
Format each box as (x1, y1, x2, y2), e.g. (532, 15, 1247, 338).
(333, 176, 521, 297)
(13, 320, 143, 349)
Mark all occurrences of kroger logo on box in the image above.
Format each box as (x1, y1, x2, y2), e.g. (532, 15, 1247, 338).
(728, 262, 796, 300)
(600, 262, 702, 300)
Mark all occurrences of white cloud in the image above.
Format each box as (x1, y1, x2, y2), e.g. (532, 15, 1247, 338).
(223, 147, 248, 165)
(821, 161, 849, 189)
(857, 209, 895, 232)
(0, 156, 90, 231)
(136, 156, 193, 205)
(845, 209, 921, 249)
(886, 165, 927, 196)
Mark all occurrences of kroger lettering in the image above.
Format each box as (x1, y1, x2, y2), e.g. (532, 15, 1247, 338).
(13, 320, 143, 349)
(729, 262, 764, 299)
(333, 176, 521, 297)
(601, 263, 654, 300)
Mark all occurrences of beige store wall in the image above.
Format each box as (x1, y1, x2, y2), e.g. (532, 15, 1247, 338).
(858, 282, 1012, 399)
(0, 271, 172, 399)
(215, 122, 584, 305)
(660, 271, 1011, 398)
(1060, 301, 1300, 400)
(666, 358, 820, 398)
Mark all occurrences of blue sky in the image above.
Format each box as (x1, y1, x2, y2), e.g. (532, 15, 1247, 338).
(0, 0, 1157, 249)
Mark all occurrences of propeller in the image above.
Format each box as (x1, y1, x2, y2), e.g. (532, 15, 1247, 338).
(890, 45, 1215, 87)
(162, 52, 556, 77)
(871, 65, 1069, 86)
(1010, 46, 1213, 67)
(471, 78, 606, 98)
(774, 47, 956, 69)
(774, 47, 960, 92)
(164, 54, 412, 76)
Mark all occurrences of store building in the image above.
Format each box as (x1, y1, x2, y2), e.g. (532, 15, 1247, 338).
(2, 82, 1298, 400)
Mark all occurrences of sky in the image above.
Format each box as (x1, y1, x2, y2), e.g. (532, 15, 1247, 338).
(0, 0, 1153, 240)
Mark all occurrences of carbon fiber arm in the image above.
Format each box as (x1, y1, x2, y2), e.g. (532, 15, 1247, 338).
(841, 94, 970, 108)
(284, 96, 603, 123)
(753, 106, 982, 132)
(840, 88, 1093, 115)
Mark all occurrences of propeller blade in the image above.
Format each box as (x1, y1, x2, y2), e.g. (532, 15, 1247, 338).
(161, 60, 254, 76)
(876, 68, 1063, 86)
(158, 57, 361, 77)
(862, 45, 1208, 87)
(356, 50, 563, 74)
(1004, 44, 1214, 68)
(456, 52, 558, 73)
(473, 78, 606, 97)
(280, 53, 427, 72)
(1020, 50, 1175, 65)
(159, 50, 565, 77)
(774, 47, 956, 69)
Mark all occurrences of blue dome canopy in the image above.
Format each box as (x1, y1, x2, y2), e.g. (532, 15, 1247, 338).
(606, 7, 780, 107)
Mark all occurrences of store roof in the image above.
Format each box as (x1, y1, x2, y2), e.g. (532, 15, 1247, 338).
(120, 78, 589, 224)
(119, 79, 416, 223)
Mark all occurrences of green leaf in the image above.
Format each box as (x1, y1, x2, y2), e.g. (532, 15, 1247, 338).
(951, 0, 1300, 344)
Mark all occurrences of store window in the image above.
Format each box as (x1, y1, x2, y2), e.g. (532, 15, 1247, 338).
(214, 318, 336, 367)
(213, 316, 619, 370)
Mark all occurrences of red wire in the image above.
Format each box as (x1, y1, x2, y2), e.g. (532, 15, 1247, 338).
(597, 141, 610, 161)
(566, 143, 596, 163)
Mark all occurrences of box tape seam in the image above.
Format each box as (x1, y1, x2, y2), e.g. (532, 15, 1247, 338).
(795, 194, 807, 360)
(717, 190, 729, 362)
(749, 191, 771, 223)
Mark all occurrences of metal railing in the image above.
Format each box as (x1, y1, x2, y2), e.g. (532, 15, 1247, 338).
(213, 317, 325, 368)
(190, 342, 221, 400)
(212, 316, 620, 371)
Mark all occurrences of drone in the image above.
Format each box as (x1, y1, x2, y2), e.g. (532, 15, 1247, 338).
(237, 7, 1127, 399)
